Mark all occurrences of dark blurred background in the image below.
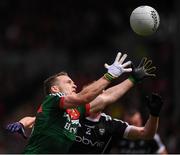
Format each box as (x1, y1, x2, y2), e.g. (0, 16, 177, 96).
(0, 0, 180, 153)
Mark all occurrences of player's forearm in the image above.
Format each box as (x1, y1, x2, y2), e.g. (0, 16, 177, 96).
(77, 76, 111, 104)
(127, 115, 158, 140)
(143, 115, 159, 139)
(89, 79, 134, 113)
(19, 116, 35, 129)
(102, 79, 134, 105)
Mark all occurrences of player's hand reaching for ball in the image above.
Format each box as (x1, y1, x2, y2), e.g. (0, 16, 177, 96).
(6, 122, 28, 139)
(129, 57, 156, 83)
(146, 93, 164, 117)
(104, 52, 132, 81)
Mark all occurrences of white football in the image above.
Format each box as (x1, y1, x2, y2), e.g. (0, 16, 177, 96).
(130, 6, 160, 36)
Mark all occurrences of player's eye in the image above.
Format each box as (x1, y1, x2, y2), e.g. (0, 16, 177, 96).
(67, 80, 72, 84)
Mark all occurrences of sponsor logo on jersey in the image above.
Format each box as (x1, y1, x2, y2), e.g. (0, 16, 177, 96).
(99, 128, 105, 136)
(63, 109, 80, 134)
(75, 135, 105, 148)
(66, 109, 80, 120)
(64, 122, 77, 134)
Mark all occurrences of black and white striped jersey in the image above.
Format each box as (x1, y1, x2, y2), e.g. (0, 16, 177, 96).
(68, 113, 129, 154)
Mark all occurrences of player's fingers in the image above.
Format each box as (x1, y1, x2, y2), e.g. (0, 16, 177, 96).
(123, 68, 132, 72)
(11, 125, 16, 132)
(14, 125, 20, 132)
(6, 124, 10, 130)
(119, 53, 127, 64)
(131, 62, 136, 70)
(122, 61, 132, 68)
(146, 66, 156, 73)
(138, 57, 147, 67)
(144, 60, 152, 69)
(146, 73, 156, 77)
(143, 57, 148, 66)
(104, 63, 110, 69)
(6, 124, 13, 131)
(114, 52, 122, 63)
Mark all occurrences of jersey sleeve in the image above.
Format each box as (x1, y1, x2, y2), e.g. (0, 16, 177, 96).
(101, 113, 129, 138)
(77, 103, 90, 117)
(109, 118, 129, 138)
(59, 96, 65, 108)
(41, 93, 65, 114)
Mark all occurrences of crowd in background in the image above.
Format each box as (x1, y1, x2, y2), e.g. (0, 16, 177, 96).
(0, 0, 179, 153)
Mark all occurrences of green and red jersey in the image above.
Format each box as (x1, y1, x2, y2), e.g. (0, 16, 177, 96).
(24, 92, 90, 153)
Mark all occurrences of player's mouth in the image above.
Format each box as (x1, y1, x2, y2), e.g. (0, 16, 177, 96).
(72, 89, 76, 93)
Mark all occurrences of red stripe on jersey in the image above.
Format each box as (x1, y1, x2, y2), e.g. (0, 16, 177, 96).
(85, 103, 90, 116)
(59, 96, 65, 109)
(37, 104, 42, 113)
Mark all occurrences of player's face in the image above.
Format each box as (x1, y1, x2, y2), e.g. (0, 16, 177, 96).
(55, 75, 77, 95)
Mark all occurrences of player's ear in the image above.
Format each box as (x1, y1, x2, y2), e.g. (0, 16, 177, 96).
(51, 85, 60, 93)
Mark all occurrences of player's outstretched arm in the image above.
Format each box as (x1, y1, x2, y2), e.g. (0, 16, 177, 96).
(89, 79, 134, 113)
(126, 93, 163, 140)
(89, 57, 156, 113)
(6, 116, 35, 139)
(63, 52, 132, 108)
(19, 116, 36, 128)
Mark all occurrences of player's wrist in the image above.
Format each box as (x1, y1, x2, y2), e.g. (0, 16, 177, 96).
(128, 75, 138, 84)
(147, 93, 163, 117)
(149, 109, 161, 117)
(104, 73, 116, 82)
(18, 122, 25, 129)
(149, 112, 160, 117)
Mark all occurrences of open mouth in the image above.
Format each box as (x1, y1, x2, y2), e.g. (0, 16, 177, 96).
(72, 89, 76, 93)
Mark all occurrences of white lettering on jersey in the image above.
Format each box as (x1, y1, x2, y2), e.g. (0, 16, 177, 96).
(64, 122, 77, 134)
(75, 135, 104, 147)
(85, 128, 91, 135)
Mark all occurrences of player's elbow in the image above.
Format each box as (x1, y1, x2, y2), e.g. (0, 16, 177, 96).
(138, 128, 155, 140)
(141, 129, 155, 140)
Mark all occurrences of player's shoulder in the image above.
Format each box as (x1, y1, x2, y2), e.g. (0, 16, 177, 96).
(100, 113, 125, 123)
(100, 113, 112, 121)
(44, 92, 66, 103)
